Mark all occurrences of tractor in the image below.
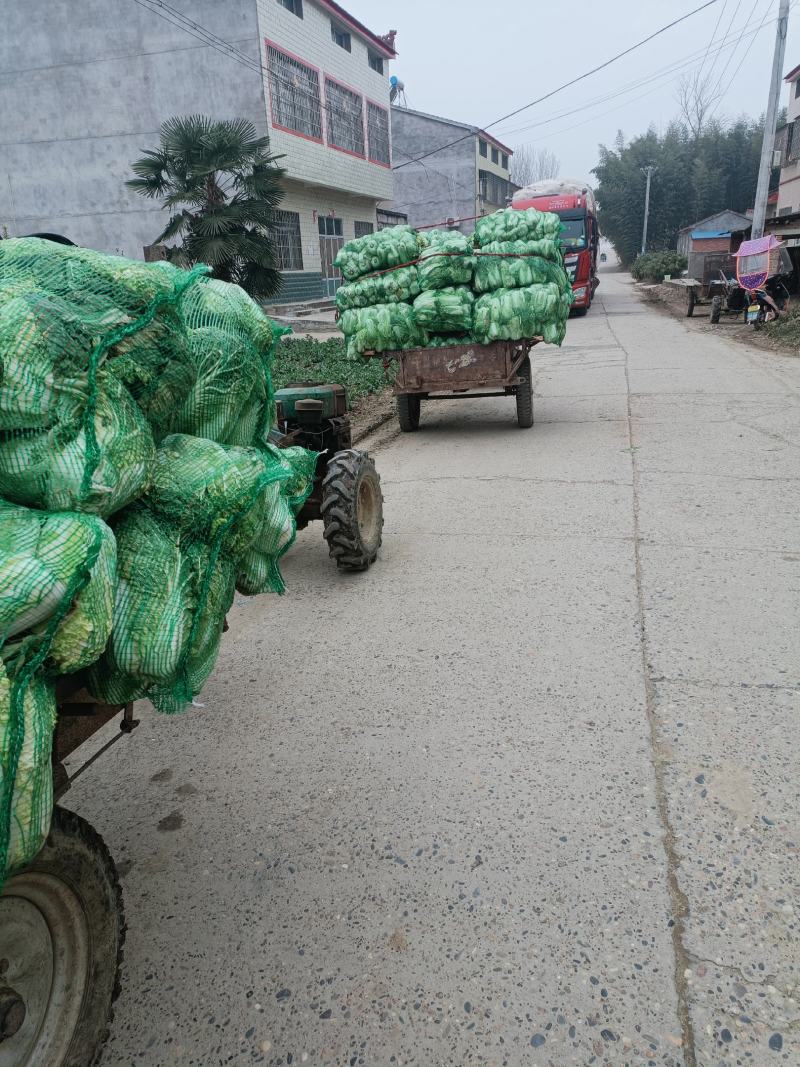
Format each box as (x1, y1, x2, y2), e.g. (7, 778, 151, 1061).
(271, 383, 383, 570)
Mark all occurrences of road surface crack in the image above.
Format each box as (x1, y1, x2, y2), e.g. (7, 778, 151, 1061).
(603, 297, 698, 1067)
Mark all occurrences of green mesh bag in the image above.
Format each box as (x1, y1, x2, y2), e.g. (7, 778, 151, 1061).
(335, 266, 421, 311)
(425, 335, 472, 348)
(473, 254, 570, 294)
(472, 283, 569, 344)
(417, 231, 475, 290)
(479, 238, 563, 263)
(236, 445, 317, 596)
(474, 208, 562, 246)
(0, 662, 56, 878)
(334, 226, 419, 282)
(412, 287, 474, 334)
(147, 434, 287, 560)
(339, 303, 426, 357)
(0, 238, 206, 516)
(0, 501, 116, 674)
(173, 279, 288, 447)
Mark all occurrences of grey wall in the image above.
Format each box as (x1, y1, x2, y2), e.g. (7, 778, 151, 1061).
(0, 0, 265, 257)
(389, 110, 476, 233)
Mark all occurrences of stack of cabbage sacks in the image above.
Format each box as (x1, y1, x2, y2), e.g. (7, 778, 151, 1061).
(335, 209, 572, 354)
(472, 209, 573, 346)
(0, 238, 314, 885)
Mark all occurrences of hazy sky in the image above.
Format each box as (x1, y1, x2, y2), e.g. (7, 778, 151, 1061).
(348, 0, 799, 183)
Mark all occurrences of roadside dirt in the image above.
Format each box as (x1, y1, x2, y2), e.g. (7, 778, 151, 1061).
(639, 281, 800, 357)
(350, 387, 395, 443)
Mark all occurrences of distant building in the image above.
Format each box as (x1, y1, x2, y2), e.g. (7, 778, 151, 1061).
(388, 107, 515, 234)
(767, 62, 800, 273)
(676, 210, 752, 258)
(0, 0, 396, 302)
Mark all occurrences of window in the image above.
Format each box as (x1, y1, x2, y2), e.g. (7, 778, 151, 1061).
(331, 23, 351, 51)
(367, 101, 390, 165)
(354, 221, 374, 238)
(278, 0, 302, 16)
(795, 79, 800, 99)
(501, 152, 508, 169)
(491, 146, 499, 164)
(267, 46, 322, 140)
(479, 169, 514, 207)
(368, 52, 384, 75)
(325, 78, 364, 155)
(319, 216, 343, 236)
(273, 210, 303, 270)
(479, 138, 487, 157)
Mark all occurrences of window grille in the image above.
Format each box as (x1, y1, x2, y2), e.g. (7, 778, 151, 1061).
(325, 79, 364, 155)
(367, 101, 390, 164)
(273, 210, 303, 270)
(267, 46, 322, 140)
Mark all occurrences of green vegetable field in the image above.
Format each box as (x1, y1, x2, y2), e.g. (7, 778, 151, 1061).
(272, 336, 393, 403)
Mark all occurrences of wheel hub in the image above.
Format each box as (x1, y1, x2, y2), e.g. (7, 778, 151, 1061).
(0, 871, 90, 1067)
(356, 475, 381, 548)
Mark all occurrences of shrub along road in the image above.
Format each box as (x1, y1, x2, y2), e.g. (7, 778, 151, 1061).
(69, 270, 799, 1066)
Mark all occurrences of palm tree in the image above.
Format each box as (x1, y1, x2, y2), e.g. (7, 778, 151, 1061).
(128, 115, 287, 298)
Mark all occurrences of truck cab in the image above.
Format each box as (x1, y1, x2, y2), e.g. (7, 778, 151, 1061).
(511, 182, 599, 314)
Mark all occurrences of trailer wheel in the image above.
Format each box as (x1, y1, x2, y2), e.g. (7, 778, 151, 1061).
(396, 394, 420, 432)
(686, 288, 696, 316)
(0, 807, 124, 1067)
(515, 356, 534, 429)
(710, 295, 722, 324)
(322, 449, 383, 570)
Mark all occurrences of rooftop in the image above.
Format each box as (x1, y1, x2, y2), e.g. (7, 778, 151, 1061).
(317, 1, 396, 58)
(391, 105, 513, 156)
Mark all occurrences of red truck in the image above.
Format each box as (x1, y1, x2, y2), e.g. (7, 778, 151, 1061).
(511, 180, 599, 315)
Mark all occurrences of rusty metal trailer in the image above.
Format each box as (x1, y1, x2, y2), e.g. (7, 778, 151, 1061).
(0, 683, 137, 1067)
(368, 337, 542, 431)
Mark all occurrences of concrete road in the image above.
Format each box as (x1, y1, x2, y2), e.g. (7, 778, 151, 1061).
(69, 271, 800, 1067)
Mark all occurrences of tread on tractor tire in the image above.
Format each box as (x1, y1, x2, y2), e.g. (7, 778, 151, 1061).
(686, 287, 696, 316)
(0, 806, 125, 1067)
(515, 356, 534, 429)
(322, 449, 383, 570)
(396, 393, 421, 432)
(710, 295, 722, 324)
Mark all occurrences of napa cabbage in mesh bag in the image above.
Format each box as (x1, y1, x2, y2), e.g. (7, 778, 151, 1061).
(146, 434, 288, 559)
(335, 266, 421, 310)
(479, 238, 563, 263)
(412, 287, 474, 334)
(473, 254, 570, 294)
(417, 231, 475, 290)
(0, 291, 156, 517)
(236, 445, 317, 596)
(173, 280, 287, 447)
(334, 226, 419, 282)
(0, 501, 116, 673)
(474, 208, 562, 246)
(472, 283, 569, 344)
(0, 662, 57, 878)
(426, 335, 474, 348)
(339, 303, 426, 357)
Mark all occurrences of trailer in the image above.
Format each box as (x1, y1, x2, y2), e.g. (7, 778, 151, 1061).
(367, 337, 541, 431)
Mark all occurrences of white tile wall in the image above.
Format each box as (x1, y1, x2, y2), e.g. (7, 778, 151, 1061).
(280, 178, 379, 273)
(256, 0, 393, 201)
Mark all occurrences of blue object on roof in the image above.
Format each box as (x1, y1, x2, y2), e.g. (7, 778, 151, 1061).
(691, 230, 731, 240)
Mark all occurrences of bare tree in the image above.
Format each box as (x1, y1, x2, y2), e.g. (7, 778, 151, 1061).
(510, 145, 561, 187)
(677, 72, 716, 139)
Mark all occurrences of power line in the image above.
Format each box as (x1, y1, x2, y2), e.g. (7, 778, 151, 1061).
(391, 0, 722, 170)
(696, 0, 730, 83)
(494, 7, 776, 142)
(705, 1, 774, 122)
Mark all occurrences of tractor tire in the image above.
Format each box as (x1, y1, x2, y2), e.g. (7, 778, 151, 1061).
(686, 288, 696, 316)
(396, 393, 420, 432)
(515, 356, 534, 429)
(322, 449, 383, 570)
(710, 295, 722, 324)
(0, 807, 125, 1067)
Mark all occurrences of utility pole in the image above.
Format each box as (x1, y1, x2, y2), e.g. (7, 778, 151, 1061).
(641, 165, 656, 255)
(751, 0, 790, 239)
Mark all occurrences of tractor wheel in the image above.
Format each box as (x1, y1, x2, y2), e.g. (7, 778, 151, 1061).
(710, 295, 722, 324)
(396, 393, 420, 432)
(322, 449, 383, 570)
(686, 288, 696, 316)
(0, 807, 124, 1067)
(515, 356, 534, 429)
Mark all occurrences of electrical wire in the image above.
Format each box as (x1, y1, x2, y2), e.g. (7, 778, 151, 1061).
(696, 0, 730, 84)
(705, 1, 776, 122)
(391, 0, 722, 170)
